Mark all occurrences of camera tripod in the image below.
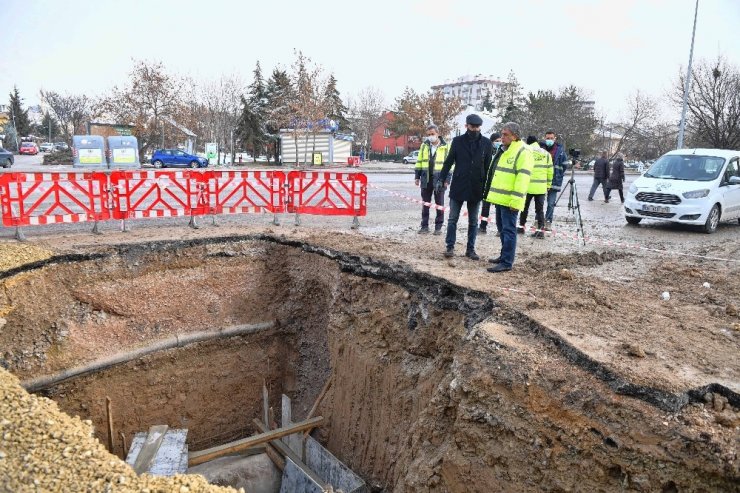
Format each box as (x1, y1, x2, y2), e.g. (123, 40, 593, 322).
(554, 161, 586, 245)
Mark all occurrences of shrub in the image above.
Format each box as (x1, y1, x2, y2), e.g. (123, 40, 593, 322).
(42, 150, 73, 166)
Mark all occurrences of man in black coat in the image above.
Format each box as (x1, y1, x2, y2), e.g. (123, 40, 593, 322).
(437, 114, 493, 260)
(588, 151, 610, 201)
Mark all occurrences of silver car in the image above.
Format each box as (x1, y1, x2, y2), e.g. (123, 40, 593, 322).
(403, 150, 419, 165)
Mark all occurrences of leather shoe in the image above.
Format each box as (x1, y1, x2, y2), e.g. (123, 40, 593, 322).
(465, 250, 480, 260)
(487, 264, 512, 273)
(433, 228, 443, 235)
(444, 247, 454, 258)
(418, 227, 430, 234)
(488, 256, 502, 264)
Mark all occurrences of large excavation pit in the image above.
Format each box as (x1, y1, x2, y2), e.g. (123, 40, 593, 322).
(0, 235, 737, 492)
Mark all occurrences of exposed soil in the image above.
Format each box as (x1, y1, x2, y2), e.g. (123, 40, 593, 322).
(0, 228, 738, 492)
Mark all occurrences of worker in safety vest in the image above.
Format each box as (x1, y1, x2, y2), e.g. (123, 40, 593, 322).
(484, 122, 534, 273)
(414, 124, 450, 234)
(518, 136, 553, 238)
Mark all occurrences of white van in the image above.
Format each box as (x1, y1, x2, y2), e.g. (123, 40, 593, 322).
(624, 148, 740, 233)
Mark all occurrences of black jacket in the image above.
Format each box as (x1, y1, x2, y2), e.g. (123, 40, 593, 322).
(438, 131, 493, 202)
(594, 157, 610, 179)
(608, 158, 625, 189)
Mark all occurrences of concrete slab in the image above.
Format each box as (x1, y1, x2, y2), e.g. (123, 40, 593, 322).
(279, 457, 324, 493)
(126, 428, 188, 476)
(188, 453, 281, 493)
(305, 436, 368, 493)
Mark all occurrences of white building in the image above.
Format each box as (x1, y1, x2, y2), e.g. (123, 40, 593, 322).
(449, 106, 498, 139)
(432, 75, 505, 110)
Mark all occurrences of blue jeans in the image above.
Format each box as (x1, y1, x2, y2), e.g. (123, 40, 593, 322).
(446, 198, 481, 252)
(546, 189, 558, 223)
(496, 206, 519, 268)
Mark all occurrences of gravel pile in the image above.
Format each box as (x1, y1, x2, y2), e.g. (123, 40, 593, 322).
(0, 243, 52, 272)
(0, 368, 241, 492)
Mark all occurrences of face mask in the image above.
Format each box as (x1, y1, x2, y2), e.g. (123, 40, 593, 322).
(427, 135, 438, 143)
(545, 139, 554, 147)
(493, 141, 502, 149)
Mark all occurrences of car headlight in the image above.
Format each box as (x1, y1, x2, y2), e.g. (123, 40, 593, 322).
(682, 189, 710, 199)
(628, 184, 637, 195)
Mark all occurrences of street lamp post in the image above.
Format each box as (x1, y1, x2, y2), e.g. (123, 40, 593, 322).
(677, 0, 699, 149)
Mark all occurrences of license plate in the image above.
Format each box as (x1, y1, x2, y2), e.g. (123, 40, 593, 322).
(642, 204, 670, 213)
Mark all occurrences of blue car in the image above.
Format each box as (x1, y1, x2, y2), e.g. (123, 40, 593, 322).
(0, 146, 13, 168)
(151, 149, 208, 168)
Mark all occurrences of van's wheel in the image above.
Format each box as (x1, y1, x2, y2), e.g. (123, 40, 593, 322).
(626, 216, 641, 225)
(3, 158, 10, 168)
(153, 160, 163, 169)
(702, 204, 720, 234)
(190, 161, 199, 168)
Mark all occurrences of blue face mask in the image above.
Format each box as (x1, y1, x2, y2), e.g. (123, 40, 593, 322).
(493, 141, 502, 149)
(545, 139, 555, 147)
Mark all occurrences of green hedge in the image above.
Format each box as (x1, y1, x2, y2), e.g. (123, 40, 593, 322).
(368, 152, 405, 162)
(42, 150, 73, 166)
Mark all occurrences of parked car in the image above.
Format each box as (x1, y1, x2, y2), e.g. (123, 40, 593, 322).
(19, 142, 39, 155)
(151, 149, 208, 168)
(403, 150, 419, 165)
(39, 142, 55, 153)
(54, 142, 70, 151)
(624, 148, 740, 233)
(0, 147, 13, 168)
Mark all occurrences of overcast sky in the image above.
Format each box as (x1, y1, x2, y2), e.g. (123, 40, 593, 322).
(2, 0, 738, 122)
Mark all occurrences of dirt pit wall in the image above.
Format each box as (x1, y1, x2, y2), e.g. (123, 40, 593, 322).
(0, 236, 737, 492)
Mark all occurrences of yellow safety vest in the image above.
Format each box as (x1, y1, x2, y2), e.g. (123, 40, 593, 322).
(415, 142, 450, 176)
(527, 142, 553, 195)
(485, 140, 534, 211)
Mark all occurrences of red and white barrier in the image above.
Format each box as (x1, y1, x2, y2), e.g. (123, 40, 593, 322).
(0, 172, 110, 227)
(287, 171, 367, 217)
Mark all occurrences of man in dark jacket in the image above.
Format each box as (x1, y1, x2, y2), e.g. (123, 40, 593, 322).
(543, 130, 567, 230)
(479, 132, 503, 235)
(588, 151, 610, 201)
(437, 114, 492, 260)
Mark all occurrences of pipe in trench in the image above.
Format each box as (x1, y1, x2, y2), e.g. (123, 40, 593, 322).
(21, 321, 276, 393)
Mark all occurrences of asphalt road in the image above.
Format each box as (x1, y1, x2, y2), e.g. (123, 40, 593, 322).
(1, 158, 738, 247)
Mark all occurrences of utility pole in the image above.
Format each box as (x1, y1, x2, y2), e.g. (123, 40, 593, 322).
(677, 0, 699, 149)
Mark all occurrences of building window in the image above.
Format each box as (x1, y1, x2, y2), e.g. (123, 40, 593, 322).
(383, 128, 390, 138)
(396, 147, 405, 155)
(384, 145, 390, 154)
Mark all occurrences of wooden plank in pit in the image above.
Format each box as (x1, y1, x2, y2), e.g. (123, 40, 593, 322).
(188, 416, 324, 466)
(132, 425, 169, 474)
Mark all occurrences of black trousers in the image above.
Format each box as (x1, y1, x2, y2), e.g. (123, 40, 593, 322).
(420, 184, 445, 229)
(520, 193, 546, 228)
(606, 186, 624, 202)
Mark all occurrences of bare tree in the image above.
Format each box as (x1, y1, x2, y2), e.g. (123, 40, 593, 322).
(673, 56, 740, 149)
(39, 90, 97, 141)
(97, 60, 184, 158)
(193, 74, 245, 164)
(610, 90, 657, 158)
(388, 87, 463, 141)
(290, 51, 329, 166)
(347, 86, 386, 152)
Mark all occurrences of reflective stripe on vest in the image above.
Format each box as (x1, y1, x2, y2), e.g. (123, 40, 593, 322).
(415, 143, 448, 172)
(485, 140, 534, 210)
(527, 145, 553, 194)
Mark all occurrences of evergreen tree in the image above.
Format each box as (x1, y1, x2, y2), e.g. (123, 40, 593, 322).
(324, 74, 348, 130)
(264, 68, 295, 162)
(494, 70, 526, 123)
(237, 61, 268, 161)
(8, 86, 31, 138)
(36, 111, 60, 141)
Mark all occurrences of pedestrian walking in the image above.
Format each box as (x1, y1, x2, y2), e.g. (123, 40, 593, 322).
(479, 132, 503, 235)
(484, 122, 534, 273)
(606, 153, 626, 203)
(437, 114, 493, 260)
(588, 151, 610, 201)
(518, 136, 552, 238)
(542, 130, 567, 231)
(414, 125, 450, 234)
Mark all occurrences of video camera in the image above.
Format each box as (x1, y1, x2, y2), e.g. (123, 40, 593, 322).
(569, 148, 581, 160)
